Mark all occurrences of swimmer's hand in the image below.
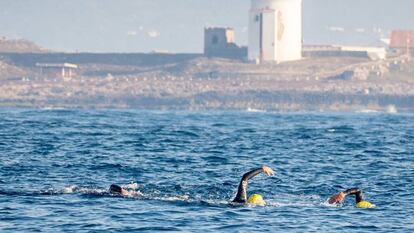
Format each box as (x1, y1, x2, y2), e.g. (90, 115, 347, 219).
(262, 166, 275, 176)
(328, 192, 346, 204)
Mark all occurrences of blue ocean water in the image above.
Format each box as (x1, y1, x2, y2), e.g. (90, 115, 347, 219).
(0, 109, 413, 232)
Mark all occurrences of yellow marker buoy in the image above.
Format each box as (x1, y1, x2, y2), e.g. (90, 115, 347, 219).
(247, 194, 266, 206)
(356, 201, 375, 209)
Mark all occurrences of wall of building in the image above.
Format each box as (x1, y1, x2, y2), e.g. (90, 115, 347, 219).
(249, 0, 303, 63)
(302, 45, 387, 60)
(204, 28, 247, 60)
(302, 50, 370, 59)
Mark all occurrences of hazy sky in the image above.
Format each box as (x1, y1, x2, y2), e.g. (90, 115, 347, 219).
(0, 0, 412, 53)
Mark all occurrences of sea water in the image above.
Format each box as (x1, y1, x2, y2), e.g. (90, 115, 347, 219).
(0, 109, 413, 232)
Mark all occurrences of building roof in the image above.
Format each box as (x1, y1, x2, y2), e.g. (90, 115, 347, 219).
(390, 30, 414, 49)
(36, 63, 78, 69)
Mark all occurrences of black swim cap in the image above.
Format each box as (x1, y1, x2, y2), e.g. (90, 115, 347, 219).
(109, 184, 123, 194)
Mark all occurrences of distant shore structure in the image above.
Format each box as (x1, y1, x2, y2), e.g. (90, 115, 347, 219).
(36, 63, 78, 78)
(303, 45, 387, 60)
(390, 30, 414, 57)
(248, 0, 303, 63)
(204, 27, 247, 59)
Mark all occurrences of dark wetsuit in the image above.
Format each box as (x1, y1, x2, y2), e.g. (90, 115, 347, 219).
(344, 188, 364, 203)
(232, 168, 264, 203)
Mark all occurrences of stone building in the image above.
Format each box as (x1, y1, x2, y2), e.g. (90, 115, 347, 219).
(204, 27, 247, 59)
(390, 30, 414, 55)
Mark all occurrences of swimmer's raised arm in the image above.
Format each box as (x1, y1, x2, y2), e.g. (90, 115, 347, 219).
(328, 187, 375, 208)
(328, 187, 363, 204)
(328, 191, 346, 204)
(232, 166, 274, 203)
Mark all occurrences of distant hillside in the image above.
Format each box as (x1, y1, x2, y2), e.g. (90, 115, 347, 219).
(0, 37, 48, 53)
(0, 59, 29, 79)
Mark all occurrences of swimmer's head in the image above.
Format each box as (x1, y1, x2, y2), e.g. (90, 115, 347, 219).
(247, 194, 266, 206)
(356, 201, 375, 209)
(109, 184, 123, 195)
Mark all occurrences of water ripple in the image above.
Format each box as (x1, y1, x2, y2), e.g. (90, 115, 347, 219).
(0, 109, 413, 232)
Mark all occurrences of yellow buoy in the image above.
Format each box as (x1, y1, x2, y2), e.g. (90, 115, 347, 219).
(356, 201, 375, 209)
(247, 194, 266, 206)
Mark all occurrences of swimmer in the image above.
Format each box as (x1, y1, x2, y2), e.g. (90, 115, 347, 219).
(328, 188, 375, 208)
(109, 184, 141, 196)
(232, 165, 275, 206)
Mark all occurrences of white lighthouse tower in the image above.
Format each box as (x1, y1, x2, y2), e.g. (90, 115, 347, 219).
(248, 0, 303, 63)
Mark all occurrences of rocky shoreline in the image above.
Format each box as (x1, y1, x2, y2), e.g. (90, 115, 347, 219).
(0, 54, 413, 112)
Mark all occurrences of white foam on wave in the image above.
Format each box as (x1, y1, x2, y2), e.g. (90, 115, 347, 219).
(62, 185, 78, 194)
(265, 194, 326, 207)
(41, 107, 67, 110)
(357, 109, 379, 113)
(320, 199, 342, 208)
(266, 200, 316, 207)
(61, 185, 107, 195)
(386, 105, 398, 114)
(153, 194, 190, 202)
(246, 108, 266, 113)
(125, 190, 143, 197)
(78, 187, 107, 194)
(122, 182, 139, 190)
